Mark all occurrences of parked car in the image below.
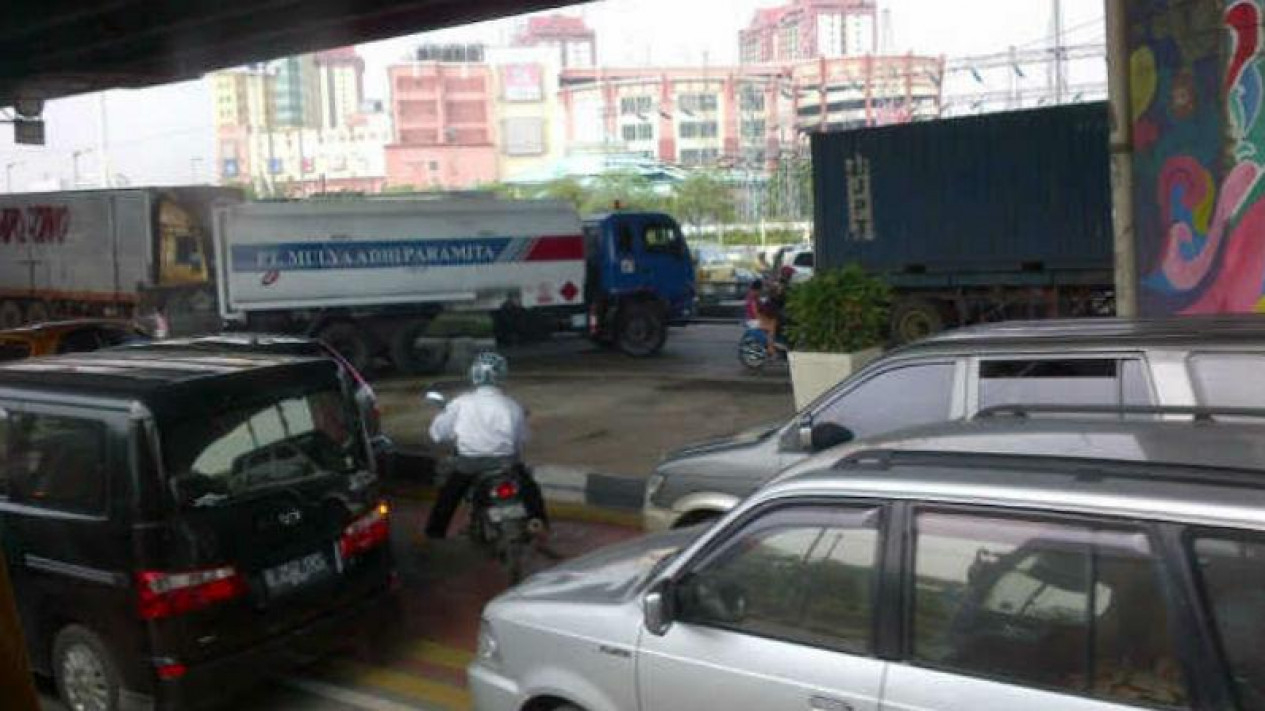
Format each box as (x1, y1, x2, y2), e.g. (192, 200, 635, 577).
(644, 316, 1265, 530)
(471, 411, 1265, 711)
(119, 334, 393, 474)
(0, 348, 393, 710)
(771, 244, 813, 282)
(0, 319, 150, 361)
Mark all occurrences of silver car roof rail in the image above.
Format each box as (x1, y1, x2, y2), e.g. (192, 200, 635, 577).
(974, 404, 1265, 422)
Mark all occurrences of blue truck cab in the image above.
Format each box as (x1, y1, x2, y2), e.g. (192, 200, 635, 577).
(582, 211, 696, 356)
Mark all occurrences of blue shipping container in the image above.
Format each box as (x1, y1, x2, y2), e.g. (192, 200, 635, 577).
(812, 102, 1113, 287)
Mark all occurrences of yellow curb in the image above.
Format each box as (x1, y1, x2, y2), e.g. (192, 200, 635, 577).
(406, 639, 475, 673)
(330, 660, 472, 711)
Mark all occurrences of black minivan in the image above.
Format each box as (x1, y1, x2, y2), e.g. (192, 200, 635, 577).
(0, 348, 394, 710)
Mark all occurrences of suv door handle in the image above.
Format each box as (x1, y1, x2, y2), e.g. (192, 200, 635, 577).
(809, 696, 852, 711)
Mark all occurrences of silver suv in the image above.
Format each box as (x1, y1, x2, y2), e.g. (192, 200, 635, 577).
(471, 412, 1265, 711)
(645, 317, 1265, 530)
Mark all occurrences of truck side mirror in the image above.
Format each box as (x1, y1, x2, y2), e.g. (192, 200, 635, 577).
(811, 422, 855, 451)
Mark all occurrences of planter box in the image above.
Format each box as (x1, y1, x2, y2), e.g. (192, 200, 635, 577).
(789, 347, 882, 410)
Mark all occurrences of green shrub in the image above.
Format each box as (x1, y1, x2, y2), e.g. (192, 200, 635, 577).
(785, 265, 891, 353)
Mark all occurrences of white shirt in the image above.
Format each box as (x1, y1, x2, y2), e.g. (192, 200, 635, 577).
(428, 386, 529, 458)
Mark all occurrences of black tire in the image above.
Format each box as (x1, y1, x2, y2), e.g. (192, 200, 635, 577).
(0, 300, 24, 329)
(24, 300, 50, 324)
(390, 320, 448, 375)
(738, 332, 769, 372)
(53, 625, 121, 711)
(316, 321, 372, 373)
(615, 302, 667, 357)
(890, 298, 945, 345)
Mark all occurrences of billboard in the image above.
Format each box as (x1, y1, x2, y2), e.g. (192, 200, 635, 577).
(502, 64, 543, 102)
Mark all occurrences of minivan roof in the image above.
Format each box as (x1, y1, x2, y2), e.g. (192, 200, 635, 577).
(895, 316, 1265, 355)
(0, 348, 339, 418)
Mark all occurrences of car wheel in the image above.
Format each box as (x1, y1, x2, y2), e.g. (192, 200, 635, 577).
(390, 320, 448, 375)
(316, 322, 372, 373)
(53, 625, 121, 711)
(890, 298, 945, 345)
(0, 300, 24, 329)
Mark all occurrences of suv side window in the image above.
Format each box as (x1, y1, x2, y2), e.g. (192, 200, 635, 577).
(2, 412, 107, 514)
(676, 504, 881, 654)
(1188, 354, 1265, 408)
(793, 251, 814, 268)
(1189, 532, 1265, 710)
(911, 511, 1187, 708)
(815, 363, 955, 441)
(57, 328, 104, 354)
(978, 358, 1153, 410)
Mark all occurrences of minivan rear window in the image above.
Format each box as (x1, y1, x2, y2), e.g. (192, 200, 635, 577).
(163, 386, 365, 505)
(1189, 354, 1265, 410)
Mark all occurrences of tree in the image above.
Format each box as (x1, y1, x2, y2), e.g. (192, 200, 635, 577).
(382, 183, 418, 194)
(765, 153, 814, 221)
(672, 170, 736, 236)
(224, 181, 259, 201)
(538, 177, 588, 212)
(583, 171, 663, 215)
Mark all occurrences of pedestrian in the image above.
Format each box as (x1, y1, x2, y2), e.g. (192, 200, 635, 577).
(744, 279, 764, 322)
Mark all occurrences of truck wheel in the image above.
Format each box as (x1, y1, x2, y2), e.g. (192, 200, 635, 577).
(390, 320, 448, 375)
(0, 301, 23, 329)
(316, 322, 371, 373)
(54, 625, 121, 711)
(891, 299, 945, 345)
(616, 303, 667, 357)
(25, 300, 50, 324)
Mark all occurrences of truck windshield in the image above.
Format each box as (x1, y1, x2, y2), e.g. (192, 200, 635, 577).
(164, 386, 366, 506)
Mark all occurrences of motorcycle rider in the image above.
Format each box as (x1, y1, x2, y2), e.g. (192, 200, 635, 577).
(424, 352, 547, 539)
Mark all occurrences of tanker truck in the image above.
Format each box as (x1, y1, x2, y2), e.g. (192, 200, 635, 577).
(210, 195, 697, 372)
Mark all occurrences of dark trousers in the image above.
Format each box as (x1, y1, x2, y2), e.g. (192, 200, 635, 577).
(425, 460, 548, 538)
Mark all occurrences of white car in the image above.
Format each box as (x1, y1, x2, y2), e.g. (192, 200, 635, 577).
(772, 244, 814, 282)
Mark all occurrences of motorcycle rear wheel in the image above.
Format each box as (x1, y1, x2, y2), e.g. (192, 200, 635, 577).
(739, 334, 770, 372)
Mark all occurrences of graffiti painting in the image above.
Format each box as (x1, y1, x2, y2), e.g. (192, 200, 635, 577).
(1133, 0, 1265, 315)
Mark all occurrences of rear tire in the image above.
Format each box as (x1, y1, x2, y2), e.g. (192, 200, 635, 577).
(24, 300, 50, 324)
(890, 298, 945, 345)
(738, 332, 769, 371)
(316, 321, 371, 373)
(0, 300, 24, 329)
(53, 625, 121, 711)
(390, 320, 447, 375)
(615, 302, 666, 357)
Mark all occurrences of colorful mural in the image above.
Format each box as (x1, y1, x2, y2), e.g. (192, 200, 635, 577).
(1132, 0, 1265, 315)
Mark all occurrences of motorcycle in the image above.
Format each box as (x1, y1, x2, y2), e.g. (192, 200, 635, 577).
(739, 320, 788, 372)
(424, 392, 543, 583)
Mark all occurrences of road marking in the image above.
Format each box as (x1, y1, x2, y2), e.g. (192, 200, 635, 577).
(331, 660, 472, 710)
(407, 639, 475, 672)
(283, 676, 435, 711)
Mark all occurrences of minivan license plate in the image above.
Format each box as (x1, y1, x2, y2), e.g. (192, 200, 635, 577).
(264, 552, 332, 597)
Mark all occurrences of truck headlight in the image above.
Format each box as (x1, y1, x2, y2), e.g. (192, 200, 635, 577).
(477, 618, 502, 667)
(645, 473, 666, 502)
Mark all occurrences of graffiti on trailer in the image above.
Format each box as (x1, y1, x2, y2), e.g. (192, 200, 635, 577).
(0, 206, 72, 245)
(1131, 0, 1265, 315)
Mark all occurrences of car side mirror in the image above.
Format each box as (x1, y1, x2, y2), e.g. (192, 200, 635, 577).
(797, 418, 814, 450)
(811, 422, 855, 451)
(423, 391, 446, 407)
(643, 580, 674, 636)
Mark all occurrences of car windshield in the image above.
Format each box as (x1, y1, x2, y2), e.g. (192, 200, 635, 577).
(163, 385, 366, 505)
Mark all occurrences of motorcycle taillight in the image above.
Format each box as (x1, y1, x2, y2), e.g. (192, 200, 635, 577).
(492, 480, 519, 501)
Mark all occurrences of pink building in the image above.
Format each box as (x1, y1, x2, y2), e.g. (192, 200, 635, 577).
(385, 60, 499, 190)
(740, 0, 877, 63)
(514, 14, 596, 69)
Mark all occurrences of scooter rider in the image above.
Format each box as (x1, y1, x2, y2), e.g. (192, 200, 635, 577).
(424, 352, 548, 539)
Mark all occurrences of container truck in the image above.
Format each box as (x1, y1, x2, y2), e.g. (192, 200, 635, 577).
(812, 102, 1114, 343)
(211, 196, 696, 372)
(0, 187, 241, 334)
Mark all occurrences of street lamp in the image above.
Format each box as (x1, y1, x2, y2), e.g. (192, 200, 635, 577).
(72, 148, 93, 188)
(4, 161, 21, 192)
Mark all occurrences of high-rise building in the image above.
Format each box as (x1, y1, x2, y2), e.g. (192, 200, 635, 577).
(316, 47, 366, 129)
(513, 14, 596, 69)
(740, 0, 877, 64)
(211, 69, 274, 129)
(385, 45, 499, 190)
(273, 54, 322, 128)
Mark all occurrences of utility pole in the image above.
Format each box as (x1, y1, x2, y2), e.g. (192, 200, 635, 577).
(4, 162, 20, 192)
(97, 92, 113, 188)
(1106, 0, 1137, 316)
(72, 148, 93, 188)
(190, 157, 203, 183)
(1050, 0, 1067, 104)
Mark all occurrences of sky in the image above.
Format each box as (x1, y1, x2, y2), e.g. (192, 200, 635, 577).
(0, 0, 1105, 192)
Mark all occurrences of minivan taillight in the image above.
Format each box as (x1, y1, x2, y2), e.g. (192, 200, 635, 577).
(137, 566, 247, 620)
(340, 502, 390, 559)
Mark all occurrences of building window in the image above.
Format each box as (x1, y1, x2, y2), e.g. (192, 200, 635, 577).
(680, 148, 720, 166)
(504, 117, 546, 156)
(742, 120, 766, 140)
(741, 90, 766, 113)
(678, 93, 719, 113)
(680, 121, 719, 139)
(621, 96, 653, 116)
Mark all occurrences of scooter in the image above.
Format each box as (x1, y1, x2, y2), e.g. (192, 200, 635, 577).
(739, 320, 788, 372)
(424, 392, 544, 583)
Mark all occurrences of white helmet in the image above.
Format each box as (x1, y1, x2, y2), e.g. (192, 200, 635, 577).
(470, 352, 508, 387)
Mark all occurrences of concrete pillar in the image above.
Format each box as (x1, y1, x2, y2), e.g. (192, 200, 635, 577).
(1106, 0, 1138, 317)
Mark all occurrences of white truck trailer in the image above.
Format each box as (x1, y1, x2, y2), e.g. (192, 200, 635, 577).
(0, 187, 240, 333)
(212, 196, 697, 372)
